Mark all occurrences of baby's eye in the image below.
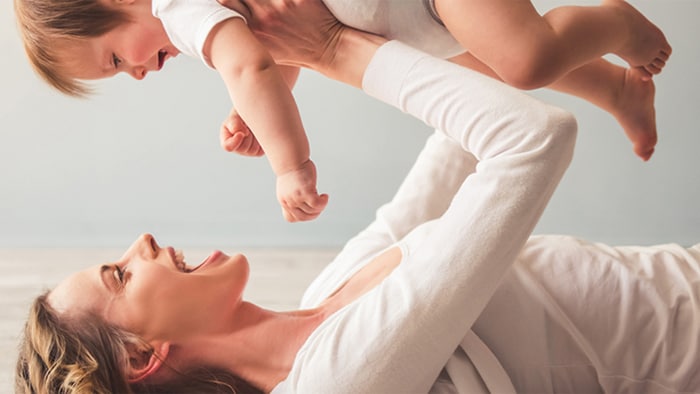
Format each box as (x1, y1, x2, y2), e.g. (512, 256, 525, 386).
(112, 53, 122, 68)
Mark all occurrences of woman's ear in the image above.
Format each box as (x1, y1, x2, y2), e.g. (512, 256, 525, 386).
(126, 340, 170, 383)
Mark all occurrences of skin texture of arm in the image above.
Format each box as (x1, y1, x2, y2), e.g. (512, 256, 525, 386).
(205, 17, 309, 174)
(227, 0, 378, 85)
(205, 17, 327, 221)
(218, 64, 300, 156)
(278, 64, 301, 88)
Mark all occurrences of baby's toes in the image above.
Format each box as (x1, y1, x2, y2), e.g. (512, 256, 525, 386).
(646, 56, 667, 74)
(637, 147, 654, 162)
(660, 48, 672, 61)
(631, 66, 653, 82)
(645, 63, 661, 76)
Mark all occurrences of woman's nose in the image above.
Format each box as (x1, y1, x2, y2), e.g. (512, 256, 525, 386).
(122, 233, 159, 260)
(140, 233, 158, 253)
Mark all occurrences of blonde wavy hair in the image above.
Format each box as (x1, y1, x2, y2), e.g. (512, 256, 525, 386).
(12, 0, 130, 97)
(16, 292, 264, 394)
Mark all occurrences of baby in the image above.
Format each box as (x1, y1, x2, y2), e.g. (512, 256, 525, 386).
(14, 0, 671, 222)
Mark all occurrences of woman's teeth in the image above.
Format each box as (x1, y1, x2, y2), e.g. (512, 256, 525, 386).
(173, 249, 213, 273)
(174, 249, 188, 272)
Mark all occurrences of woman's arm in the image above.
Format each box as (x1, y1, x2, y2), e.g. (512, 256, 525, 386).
(226, 1, 577, 391)
(232, 0, 385, 85)
(230, 1, 577, 392)
(286, 40, 578, 394)
(278, 65, 301, 88)
(326, 44, 576, 393)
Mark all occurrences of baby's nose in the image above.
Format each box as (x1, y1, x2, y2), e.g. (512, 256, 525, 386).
(129, 66, 147, 80)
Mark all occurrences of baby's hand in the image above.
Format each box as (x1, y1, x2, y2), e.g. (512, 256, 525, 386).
(276, 159, 329, 222)
(220, 109, 265, 156)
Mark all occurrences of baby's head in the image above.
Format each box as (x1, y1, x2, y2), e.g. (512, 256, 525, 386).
(14, 0, 130, 96)
(14, 0, 177, 97)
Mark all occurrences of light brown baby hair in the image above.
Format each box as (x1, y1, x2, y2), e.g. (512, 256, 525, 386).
(13, 0, 130, 96)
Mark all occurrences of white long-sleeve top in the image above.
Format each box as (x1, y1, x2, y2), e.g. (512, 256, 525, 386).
(272, 41, 577, 393)
(476, 234, 700, 393)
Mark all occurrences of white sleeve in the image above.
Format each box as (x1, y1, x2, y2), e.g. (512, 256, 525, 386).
(282, 41, 577, 393)
(299, 131, 477, 306)
(153, 0, 245, 67)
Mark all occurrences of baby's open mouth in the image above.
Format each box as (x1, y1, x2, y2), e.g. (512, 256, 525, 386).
(158, 50, 167, 70)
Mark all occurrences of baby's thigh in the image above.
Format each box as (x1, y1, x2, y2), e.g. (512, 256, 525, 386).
(434, 0, 544, 49)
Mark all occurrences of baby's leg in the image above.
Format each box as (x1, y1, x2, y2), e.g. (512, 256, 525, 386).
(435, 0, 671, 88)
(450, 53, 658, 161)
(550, 58, 658, 161)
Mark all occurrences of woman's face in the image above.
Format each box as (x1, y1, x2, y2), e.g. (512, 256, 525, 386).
(48, 234, 250, 343)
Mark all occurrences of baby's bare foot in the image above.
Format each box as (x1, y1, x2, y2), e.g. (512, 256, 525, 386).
(610, 68, 658, 161)
(603, 0, 672, 81)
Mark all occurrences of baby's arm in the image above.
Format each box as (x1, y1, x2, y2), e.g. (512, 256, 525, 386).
(220, 65, 300, 156)
(205, 19, 327, 221)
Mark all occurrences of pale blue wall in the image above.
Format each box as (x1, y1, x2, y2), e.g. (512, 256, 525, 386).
(1, 0, 698, 248)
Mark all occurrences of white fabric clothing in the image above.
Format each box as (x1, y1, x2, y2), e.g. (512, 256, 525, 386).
(476, 235, 700, 393)
(151, 0, 245, 67)
(323, 0, 465, 58)
(272, 41, 577, 393)
(153, 0, 464, 68)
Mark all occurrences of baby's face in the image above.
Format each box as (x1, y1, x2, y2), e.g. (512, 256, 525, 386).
(68, 0, 179, 81)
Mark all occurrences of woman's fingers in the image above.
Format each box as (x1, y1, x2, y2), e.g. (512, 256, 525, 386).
(222, 0, 344, 67)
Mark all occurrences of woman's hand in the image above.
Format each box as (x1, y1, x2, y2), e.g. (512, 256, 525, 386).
(223, 0, 387, 87)
(231, 0, 344, 70)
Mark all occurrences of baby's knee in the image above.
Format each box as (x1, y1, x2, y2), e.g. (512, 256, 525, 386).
(496, 48, 563, 90)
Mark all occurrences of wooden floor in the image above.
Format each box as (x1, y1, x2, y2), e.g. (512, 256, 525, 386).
(0, 247, 337, 392)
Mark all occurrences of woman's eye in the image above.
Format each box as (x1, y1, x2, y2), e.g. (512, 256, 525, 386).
(112, 54, 122, 68)
(113, 265, 125, 284)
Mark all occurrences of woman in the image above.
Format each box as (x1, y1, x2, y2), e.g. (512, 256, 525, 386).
(15, 1, 699, 393)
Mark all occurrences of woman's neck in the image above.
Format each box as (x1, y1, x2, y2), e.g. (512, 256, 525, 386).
(180, 246, 402, 391)
(186, 301, 329, 391)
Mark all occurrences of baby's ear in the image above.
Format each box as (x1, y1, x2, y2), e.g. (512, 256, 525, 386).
(125, 340, 170, 383)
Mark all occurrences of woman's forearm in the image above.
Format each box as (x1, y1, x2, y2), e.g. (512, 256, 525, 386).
(225, 0, 387, 87)
(359, 42, 577, 393)
(312, 28, 388, 88)
(290, 42, 578, 394)
(277, 65, 301, 89)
